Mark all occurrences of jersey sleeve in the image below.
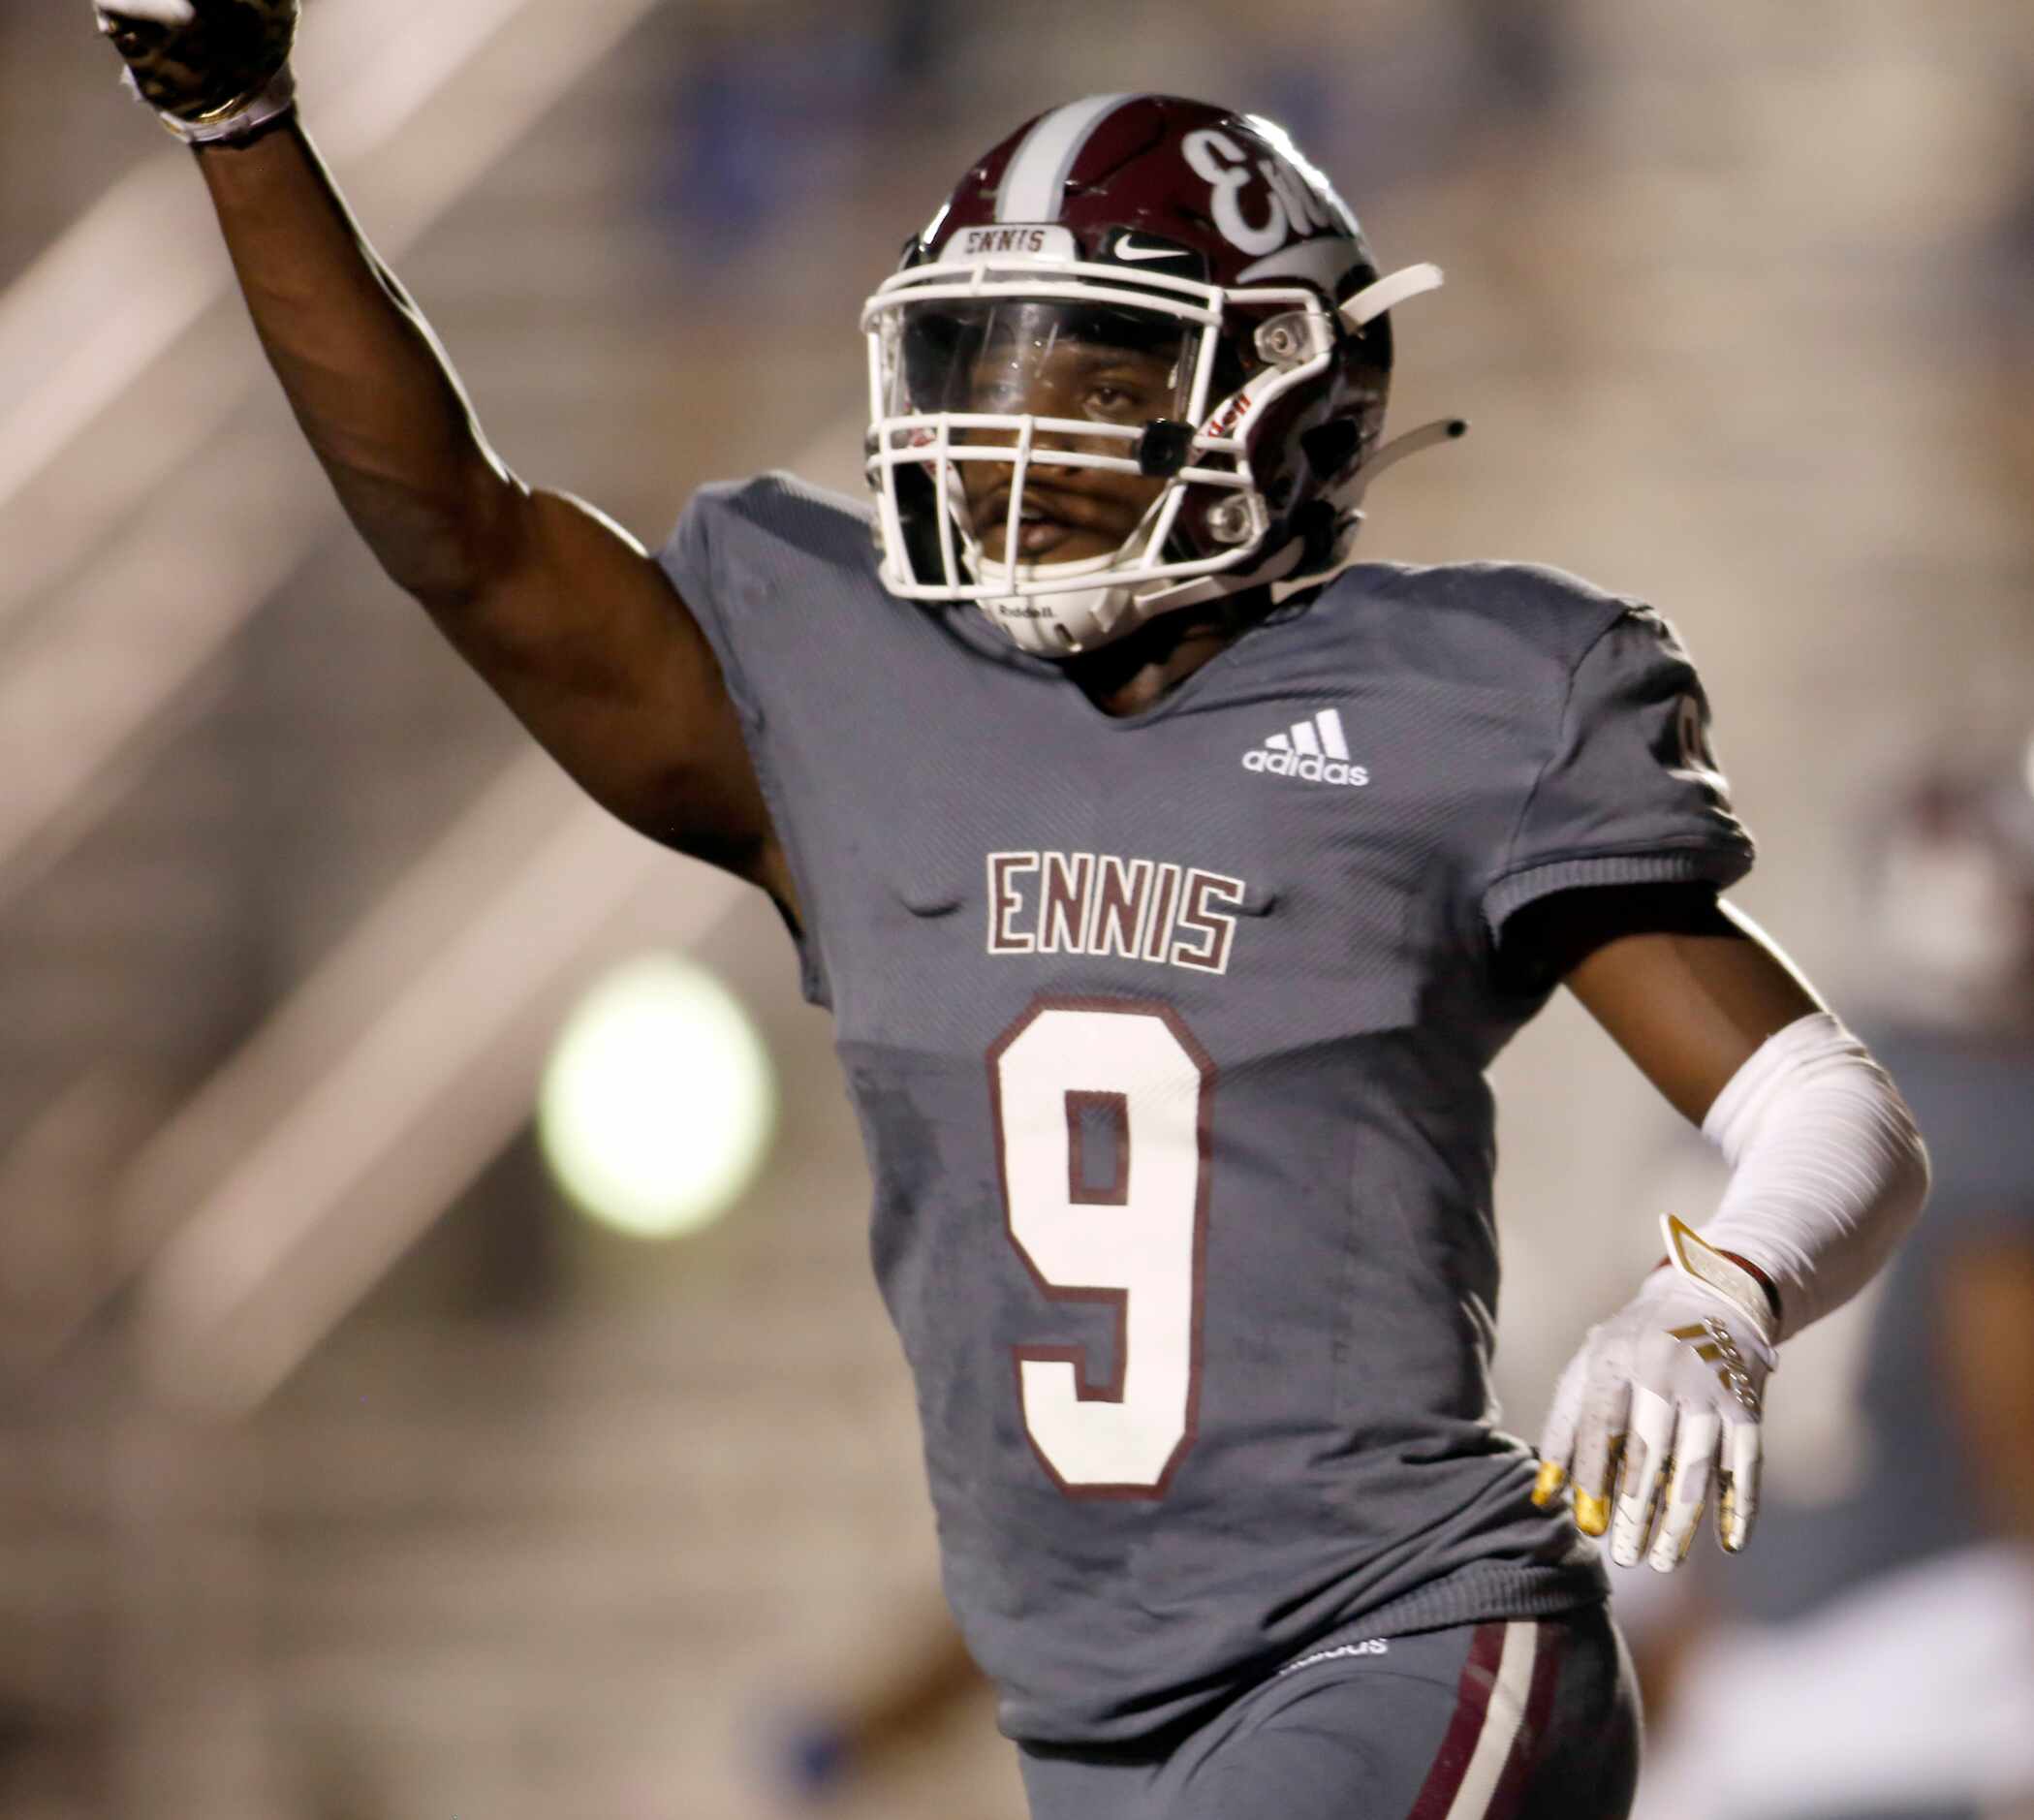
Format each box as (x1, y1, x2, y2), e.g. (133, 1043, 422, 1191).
(1481, 604, 1755, 939)
(657, 484, 832, 1007)
(659, 485, 753, 717)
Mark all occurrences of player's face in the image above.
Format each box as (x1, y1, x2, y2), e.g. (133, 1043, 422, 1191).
(901, 300, 1183, 565)
(959, 330, 1173, 560)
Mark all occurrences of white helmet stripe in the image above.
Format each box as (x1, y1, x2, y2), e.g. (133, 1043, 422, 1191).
(995, 93, 1138, 224)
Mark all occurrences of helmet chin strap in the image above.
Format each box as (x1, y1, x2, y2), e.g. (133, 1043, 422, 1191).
(1111, 537, 1313, 620)
(974, 542, 1313, 655)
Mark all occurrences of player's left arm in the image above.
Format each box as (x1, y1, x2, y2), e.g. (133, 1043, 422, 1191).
(1527, 892, 1930, 1568)
(1560, 893, 1822, 1129)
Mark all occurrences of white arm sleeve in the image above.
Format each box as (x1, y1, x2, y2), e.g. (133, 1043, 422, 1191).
(1698, 1011, 1930, 1341)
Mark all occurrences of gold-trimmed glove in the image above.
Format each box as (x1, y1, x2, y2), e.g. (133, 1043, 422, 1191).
(94, 0, 298, 145)
(1531, 1213, 1779, 1570)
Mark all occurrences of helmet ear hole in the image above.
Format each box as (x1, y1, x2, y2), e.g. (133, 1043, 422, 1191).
(1286, 498, 1344, 569)
(1337, 291, 1393, 373)
(1299, 420, 1362, 481)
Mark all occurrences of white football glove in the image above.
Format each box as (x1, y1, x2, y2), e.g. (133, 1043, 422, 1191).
(94, 0, 298, 144)
(1532, 1213, 1778, 1571)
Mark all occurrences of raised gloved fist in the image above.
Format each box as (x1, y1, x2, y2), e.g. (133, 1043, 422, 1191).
(94, 0, 297, 142)
(1532, 1213, 1778, 1572)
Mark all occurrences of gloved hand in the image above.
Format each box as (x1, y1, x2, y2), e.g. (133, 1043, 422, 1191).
(1532, 1213, 1778, 1571)
(94, 0, 298, 144)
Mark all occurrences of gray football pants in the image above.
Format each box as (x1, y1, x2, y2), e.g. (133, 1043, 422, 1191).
(1017, 1604, 1640, 1820)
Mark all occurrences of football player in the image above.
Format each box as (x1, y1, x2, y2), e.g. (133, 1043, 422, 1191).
(89, 9, 1931, 1816)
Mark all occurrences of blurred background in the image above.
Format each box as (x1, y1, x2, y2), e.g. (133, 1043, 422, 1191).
(2, 0, 2032, 1814)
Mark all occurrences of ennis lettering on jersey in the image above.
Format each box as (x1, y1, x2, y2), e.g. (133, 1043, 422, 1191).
(986, 851, 1247, 975)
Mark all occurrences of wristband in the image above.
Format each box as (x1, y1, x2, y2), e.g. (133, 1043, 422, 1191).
(1649, 1222, 1782, 1329)
(128, 62, 296, 145)
(1656, 1211, 1779, 1350)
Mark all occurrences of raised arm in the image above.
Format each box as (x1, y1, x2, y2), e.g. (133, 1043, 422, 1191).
(96, 3, 794, 908)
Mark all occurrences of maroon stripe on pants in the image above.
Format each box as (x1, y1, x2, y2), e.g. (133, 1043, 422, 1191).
(1405, 1621, 1509, 1820)
(1485, 1622, 1565, 1820)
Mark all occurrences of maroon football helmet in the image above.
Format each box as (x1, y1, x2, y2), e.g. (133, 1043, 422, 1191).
(861, 93, 1454, 654)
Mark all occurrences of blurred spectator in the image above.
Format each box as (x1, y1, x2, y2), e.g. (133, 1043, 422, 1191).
(652, 0, 984, 263)
(1634, 746, 2034, 1820)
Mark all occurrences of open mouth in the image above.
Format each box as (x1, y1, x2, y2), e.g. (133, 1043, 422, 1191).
(973, 487, 1132, 560)
(1011, 514, 1085, 558)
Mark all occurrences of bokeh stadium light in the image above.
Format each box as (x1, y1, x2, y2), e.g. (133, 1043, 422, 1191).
(537, 953, 778, 1239)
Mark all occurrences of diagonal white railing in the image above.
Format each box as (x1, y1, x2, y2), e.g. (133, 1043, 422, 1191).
(128, 754, 752, 1415)
(0, 0, 574, 544)
(103, 421, 862, 1416)
(1, 0, 871, 1418)
(0, 0, 682, 910)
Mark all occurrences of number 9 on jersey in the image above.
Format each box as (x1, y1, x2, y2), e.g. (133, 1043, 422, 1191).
(989, 999, 1214, 1496)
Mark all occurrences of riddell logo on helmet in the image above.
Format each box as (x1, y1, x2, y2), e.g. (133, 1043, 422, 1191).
(1206, 391, 1254, 439)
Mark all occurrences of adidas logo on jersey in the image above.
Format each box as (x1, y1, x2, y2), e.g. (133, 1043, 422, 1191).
(1242, 709, 1369, 786)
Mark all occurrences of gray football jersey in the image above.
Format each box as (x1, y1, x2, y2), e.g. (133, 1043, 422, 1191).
(659, 473, 1755, 1745)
